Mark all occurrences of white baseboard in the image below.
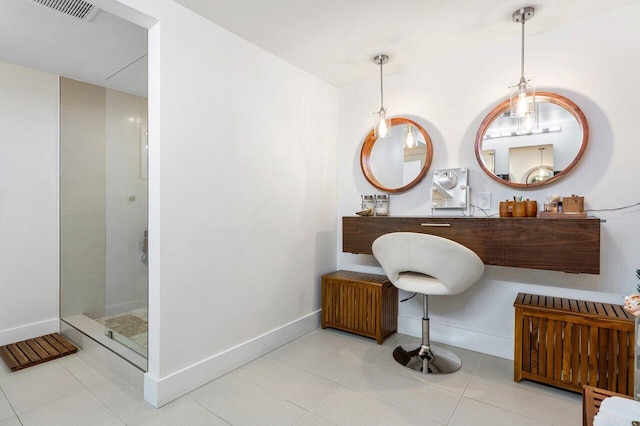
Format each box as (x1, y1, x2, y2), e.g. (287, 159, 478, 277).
(0, 318, 59, 346)
(398, 315, 513, 360)
(144, 310, 321, 408)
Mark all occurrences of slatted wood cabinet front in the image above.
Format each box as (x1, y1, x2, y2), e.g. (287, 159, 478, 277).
(321, 270, 398, 344)
(514, 293, 634, 396)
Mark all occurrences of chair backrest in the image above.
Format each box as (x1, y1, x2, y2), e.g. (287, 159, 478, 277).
(372, 232, 485, 295)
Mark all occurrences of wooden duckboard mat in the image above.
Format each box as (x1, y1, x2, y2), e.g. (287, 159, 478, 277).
(0, 333, 77, 371)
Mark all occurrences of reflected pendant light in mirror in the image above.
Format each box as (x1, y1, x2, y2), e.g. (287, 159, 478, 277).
(405, 125, 416, 148)
(509, 7, 536, 134)
(527, 147, 553, 184)
(372, 54, 390, 138)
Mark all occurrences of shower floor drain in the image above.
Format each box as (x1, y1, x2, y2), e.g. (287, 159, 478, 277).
(0, 333, 77, 371)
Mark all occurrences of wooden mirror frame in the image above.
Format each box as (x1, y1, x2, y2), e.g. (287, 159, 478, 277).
(475, 92, 589, 188)
(360, 117, 433, 193)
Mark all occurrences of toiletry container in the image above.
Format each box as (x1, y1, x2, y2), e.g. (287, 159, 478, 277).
(375, 194, 390, 216)
(512, 202, 526, 217)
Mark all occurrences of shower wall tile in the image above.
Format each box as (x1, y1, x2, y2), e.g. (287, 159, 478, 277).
(60, 114, 107, 152)
(60, 215, 106, 260)
(60, 174, 106, 216)
(60, 78, 107, 319)
(60, 77, 106, 119)
(60, 276, 106, 319)
(60, 214, 105, 318)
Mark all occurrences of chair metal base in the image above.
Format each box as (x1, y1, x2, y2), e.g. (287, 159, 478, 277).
(392, 344, 462, 374)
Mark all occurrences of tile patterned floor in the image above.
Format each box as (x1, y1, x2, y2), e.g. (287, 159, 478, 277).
(96, 308, 148, 349)
(0, 328, 582, 425)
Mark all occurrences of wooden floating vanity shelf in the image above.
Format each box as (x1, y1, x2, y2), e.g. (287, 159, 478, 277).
(343, 216, 601, 274)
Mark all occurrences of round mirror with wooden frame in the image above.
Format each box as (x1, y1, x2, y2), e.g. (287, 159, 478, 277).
(475, 92, 588, 188)
(361, 117, 433, 193)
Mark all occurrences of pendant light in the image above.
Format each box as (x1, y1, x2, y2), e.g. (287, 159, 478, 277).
(405, 125, 416, 148)
(527, 147, 553, 183)
(509, 7, 536, 132)
(373, 54, 390, 138)
(537, 147, 545, 179)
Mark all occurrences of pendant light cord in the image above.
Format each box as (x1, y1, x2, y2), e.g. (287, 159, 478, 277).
(520, 19, 526, 81)
(379, 59, 385, 110)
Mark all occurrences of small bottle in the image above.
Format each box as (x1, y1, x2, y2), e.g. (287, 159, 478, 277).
(557, 201, 563, 213)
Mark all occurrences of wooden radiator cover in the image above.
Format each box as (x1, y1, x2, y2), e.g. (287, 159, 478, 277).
(514, 293, 635, 396)
(322, 270, 397, 344)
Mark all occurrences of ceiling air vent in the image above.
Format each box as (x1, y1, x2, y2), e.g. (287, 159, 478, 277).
(32, 0, 101, 21)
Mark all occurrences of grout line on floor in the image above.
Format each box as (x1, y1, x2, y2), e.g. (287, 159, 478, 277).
(190, 398, 233, 425)
(0, 384, 18, 422)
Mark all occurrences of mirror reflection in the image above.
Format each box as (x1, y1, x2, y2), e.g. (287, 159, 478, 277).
(475, 92, 588, 188)
(370, 124, 426, 188)
(361, 118, 433, 193)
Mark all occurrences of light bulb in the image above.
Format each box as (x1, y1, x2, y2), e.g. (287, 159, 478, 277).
(516, 92, 529, 117)
(374, 109, 390, 138)
(405, 125, 416, 148)
(378, 118, 389, 137)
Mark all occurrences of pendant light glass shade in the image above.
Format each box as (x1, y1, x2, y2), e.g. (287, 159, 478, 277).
(374, 108, 391, 138)
(509, 7, 536, 132)
(372, 54, 391, 138)
(510, 77, 535, 119)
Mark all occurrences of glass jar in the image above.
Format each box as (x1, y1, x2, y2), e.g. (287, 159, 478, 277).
(361, 195, 375, 212)
(375, 194, 390, 216)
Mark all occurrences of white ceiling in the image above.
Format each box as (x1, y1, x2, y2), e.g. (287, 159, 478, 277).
(174, 0, 640, 87)
(0, 0, 147, 97)
(0, 0, 638, 94)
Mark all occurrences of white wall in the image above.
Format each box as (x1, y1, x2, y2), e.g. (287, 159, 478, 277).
(111, 1, 338, 406)
(337, 4, 640, 358)
(0, 61, 59, 345)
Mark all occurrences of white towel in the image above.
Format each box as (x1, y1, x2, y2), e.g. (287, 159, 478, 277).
(594, 410, 633, 426)
(594, 396, 640, 426)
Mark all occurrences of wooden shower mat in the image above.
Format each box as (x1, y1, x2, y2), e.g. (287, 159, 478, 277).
(0, 333, 77, 371)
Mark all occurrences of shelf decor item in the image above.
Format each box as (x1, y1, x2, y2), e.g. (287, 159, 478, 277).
(623, 269, 640, 400)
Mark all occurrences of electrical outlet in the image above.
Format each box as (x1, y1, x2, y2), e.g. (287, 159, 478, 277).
(479, 192, 491, 210)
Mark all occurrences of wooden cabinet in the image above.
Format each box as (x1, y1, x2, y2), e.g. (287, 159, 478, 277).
(321, 270, 397, 344)
(342, 216, 600, 274)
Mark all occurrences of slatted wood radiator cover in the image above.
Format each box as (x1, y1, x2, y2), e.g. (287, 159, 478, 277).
(514, 293, 635, 396)
(322, 270, 398, 344)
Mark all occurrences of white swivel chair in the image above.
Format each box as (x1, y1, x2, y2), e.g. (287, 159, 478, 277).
(372, 232, 484, 374)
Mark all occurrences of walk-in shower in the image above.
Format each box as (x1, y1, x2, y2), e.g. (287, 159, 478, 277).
(60, 56, 148, 369)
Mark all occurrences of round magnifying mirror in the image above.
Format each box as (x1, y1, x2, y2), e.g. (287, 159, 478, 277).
(361, 117, 433, 193)
(475, 92, 588, 188)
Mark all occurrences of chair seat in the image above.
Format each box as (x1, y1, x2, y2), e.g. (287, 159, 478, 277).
(372, 232, 484, 296)
(395, 272, 448, 295)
